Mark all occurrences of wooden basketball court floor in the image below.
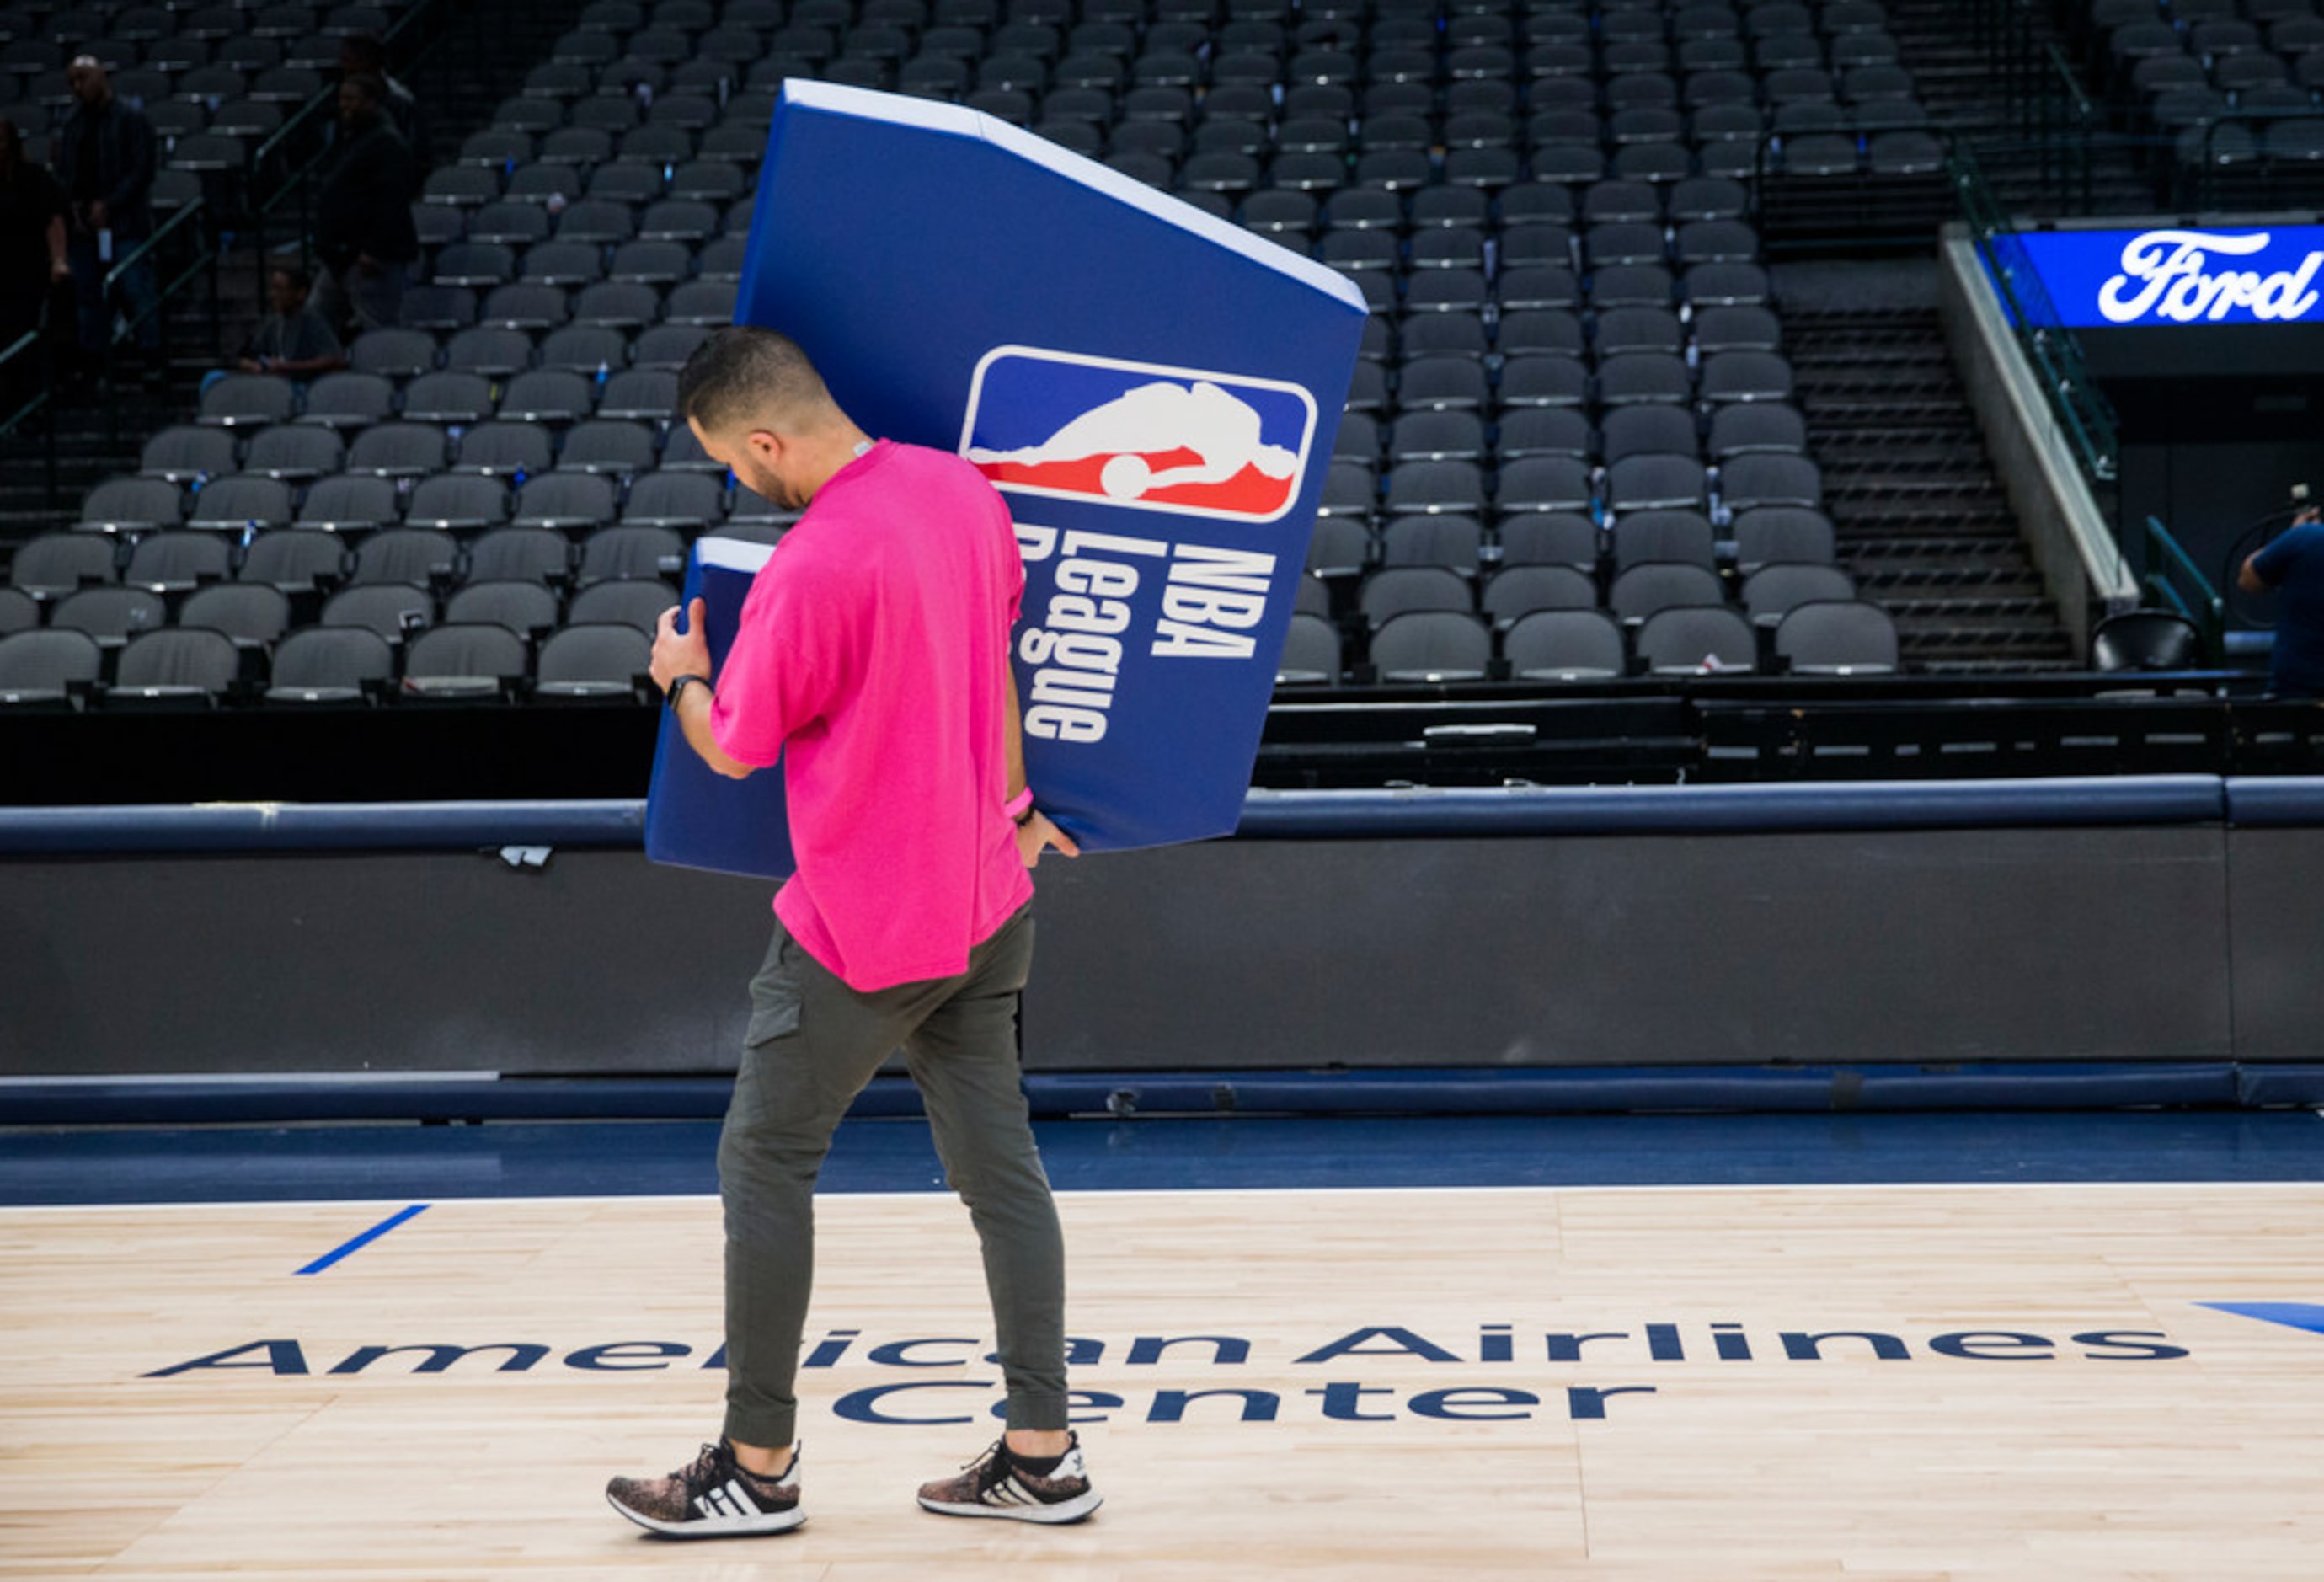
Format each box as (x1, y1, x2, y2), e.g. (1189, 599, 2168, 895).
(8, 1114, 2324, 1579)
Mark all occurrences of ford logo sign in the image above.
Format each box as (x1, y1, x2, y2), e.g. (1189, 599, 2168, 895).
(2098, 229, 2324, 324)
(2010, 224, 2324, 328)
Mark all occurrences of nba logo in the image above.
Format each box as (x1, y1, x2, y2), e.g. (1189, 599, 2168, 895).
(959, 345, 1319, 525)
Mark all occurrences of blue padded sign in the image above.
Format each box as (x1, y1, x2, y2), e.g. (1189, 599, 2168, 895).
(645, 537, 794, 877)
(644, 80, 1366, 878)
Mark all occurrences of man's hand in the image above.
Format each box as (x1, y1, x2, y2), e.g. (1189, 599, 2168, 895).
(1017, 810, 1080, 868)
(88, 200, 106, 231)
(2297, 505, 2321, 528)
(651, 596, 713, 695)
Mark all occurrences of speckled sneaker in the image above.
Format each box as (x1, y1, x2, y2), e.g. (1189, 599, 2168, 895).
(606, 1439, 804, 1538)
(916, 1433, 1101, 1524)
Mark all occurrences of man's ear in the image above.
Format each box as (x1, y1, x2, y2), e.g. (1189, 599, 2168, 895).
(745, 429, 783, 465)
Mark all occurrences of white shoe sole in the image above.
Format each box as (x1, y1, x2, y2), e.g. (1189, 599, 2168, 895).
(917, 1489, 1103, 1524)
(607, 1492, 807, 1538)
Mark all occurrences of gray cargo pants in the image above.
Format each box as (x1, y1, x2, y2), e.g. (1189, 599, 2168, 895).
(717, 901, 1066, 1448)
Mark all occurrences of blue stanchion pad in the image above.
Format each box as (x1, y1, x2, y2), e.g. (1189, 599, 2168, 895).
(640, 81, 1367, 878)
(3, 1062, 2296, 1129)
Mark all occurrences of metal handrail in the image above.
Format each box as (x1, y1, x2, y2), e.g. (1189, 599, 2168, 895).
(102, 195, 210, 339)
(252, 0, 439, 206)
(240, 0, 457, 311)
(1949, 146, 2121, 489)
(0, 327, 43, 430)
(2182, 111, 2324, 207)
(0, 206, 213, 445)
(2046, 41, 2099, 131)
(250, 80, 343, 213)
(2144, 516, 2226, 657)
(0, 323, 61, 493)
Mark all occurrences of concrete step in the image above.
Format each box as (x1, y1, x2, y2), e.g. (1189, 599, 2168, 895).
(1817, 447, 1998, 474)
(1826, 487, 2012, 517)
(1845, 537, 2044, 565)
(1852, 555, 2047, 583)
(1793, 275, 2077, 670)
(1914, 655, 2086, 673)
(1803, 401, 1978, 426)
(1884, 594, 2061, 622)
(1831, 512, 2028, 539)
(1900, 631, 2081, 662)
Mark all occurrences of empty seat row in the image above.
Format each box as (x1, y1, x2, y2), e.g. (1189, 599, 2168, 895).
(1307, 503, 1836, 578)
(1280, 596, 1899, 684)
(1343, 348, 1797, 416)
(8, 524, 692, 605)
(1237, 176, 1754, 234)
(0, 597, 1896, 711)
(195, 359, 697, 430)
(330, 325, 708, 387)
(140, 417, 710, 485)
(414, 230, 752, 285)
(1342, 399, 1808, 463)
(6, 574, 673, 650)
(1317, 451, 1824, 518)
(1324, 557, 1854, 629)
(0, 622, 653, 706)
(77, 469, 742, 536)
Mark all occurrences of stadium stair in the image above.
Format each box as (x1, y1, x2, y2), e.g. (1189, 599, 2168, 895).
(401, 0, 595, 171)
(1785, 302, 2077, 673)
(0, 382, 190, 546)
(1883, 0, 2151, 214)
(0, 0, 590, 554)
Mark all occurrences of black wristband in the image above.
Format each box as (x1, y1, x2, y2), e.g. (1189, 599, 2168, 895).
(1013, 803, 1039, 827)
(665, 673, 713, 711)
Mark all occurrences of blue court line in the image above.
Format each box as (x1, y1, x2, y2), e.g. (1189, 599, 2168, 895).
(295, 1203, 428, 1275)
(8, 1113, 2324, 1206)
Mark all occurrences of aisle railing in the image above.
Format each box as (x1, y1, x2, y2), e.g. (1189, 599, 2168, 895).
(1949, 146, 2120, 495)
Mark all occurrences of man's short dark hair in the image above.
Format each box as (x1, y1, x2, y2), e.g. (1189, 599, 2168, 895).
(676, 326, 834, 435)
(341, 31, 387, 72)
(271, 263, 310, 294)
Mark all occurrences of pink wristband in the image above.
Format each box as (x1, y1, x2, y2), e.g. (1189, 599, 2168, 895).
(1004, 787, 1034, 820)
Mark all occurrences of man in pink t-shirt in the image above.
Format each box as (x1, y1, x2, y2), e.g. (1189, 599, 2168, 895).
(608, 328, 1098, 1538)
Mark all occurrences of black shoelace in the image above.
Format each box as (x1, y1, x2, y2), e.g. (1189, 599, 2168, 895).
(676, 1442, 732, 1501)
(958, 1440, 1012, 1493)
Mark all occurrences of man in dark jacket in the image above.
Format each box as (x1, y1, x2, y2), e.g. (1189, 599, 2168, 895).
(310, 73, 420, 336)
(339, 33, 425, 156)
(0, 115, 71, 412)
(53, 56, 160, 371)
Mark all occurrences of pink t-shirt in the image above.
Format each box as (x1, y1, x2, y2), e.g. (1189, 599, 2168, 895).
(708, 441, 1034, 991)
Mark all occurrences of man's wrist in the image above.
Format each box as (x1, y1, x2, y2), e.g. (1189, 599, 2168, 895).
(665, 673, 713, 711)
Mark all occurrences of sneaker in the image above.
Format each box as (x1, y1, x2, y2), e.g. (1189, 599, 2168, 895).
(606, 1440, 804, 1538)
(916, 1433, 1102, 1524)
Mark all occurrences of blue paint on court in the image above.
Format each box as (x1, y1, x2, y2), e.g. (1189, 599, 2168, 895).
(3, 1111, 2323, 1206)
(295, 1202, 429, 1274)
(2198, 1301, 2324, 1335)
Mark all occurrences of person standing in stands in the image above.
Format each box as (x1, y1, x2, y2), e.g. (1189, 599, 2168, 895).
(2241, 504, 2324, 699)
(605, 326, 1097, 1538)
(0, 115, 71, 409)
(53, 56, 159, 382)
(310, 74, 419, 337)
(338, 33, 424, 157)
